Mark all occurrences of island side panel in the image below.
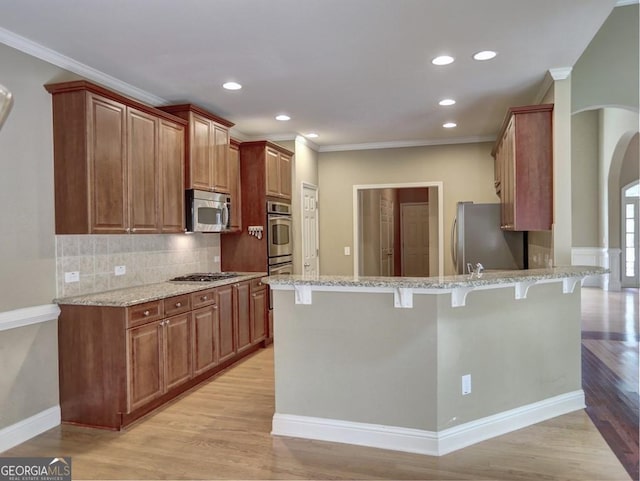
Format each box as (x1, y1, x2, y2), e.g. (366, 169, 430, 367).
(272, 290, 439, 431)
(435, 282, 582, 430)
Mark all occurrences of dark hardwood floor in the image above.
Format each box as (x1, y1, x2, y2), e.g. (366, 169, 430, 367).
(581, 287, 639, 481)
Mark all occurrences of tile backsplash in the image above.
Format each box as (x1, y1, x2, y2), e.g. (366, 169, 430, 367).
(55, 234, 220, 298)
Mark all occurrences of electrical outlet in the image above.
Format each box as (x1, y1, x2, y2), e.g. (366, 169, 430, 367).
(114, 265, 126, 276)
(64, 271, 80, 283)
(214, 255, 220, 263)
(344, 246, 351, 256)
(462, 374, 471, 395)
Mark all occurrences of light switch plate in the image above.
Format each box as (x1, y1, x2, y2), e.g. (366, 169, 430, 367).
(462, 374, 472, 395)
(64, 271, 80, 283)
(114, 265, 126, 276)
(344, 246, 351, 256)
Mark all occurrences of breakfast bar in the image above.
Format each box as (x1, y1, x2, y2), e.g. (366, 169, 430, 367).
(263, 266, 606, 456)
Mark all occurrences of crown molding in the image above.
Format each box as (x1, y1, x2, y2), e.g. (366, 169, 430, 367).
(319, 135, 496, 153)
(0, 27, 166, 105)
(616, 0, 638, 6)
(549, 67, 572, 80)
(534, 67, 572, 104)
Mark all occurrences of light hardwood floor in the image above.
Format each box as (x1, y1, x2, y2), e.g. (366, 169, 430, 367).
(2, 325, 631, 481)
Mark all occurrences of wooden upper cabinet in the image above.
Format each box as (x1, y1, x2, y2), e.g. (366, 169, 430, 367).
(159, 119, 186, 233)
(213, 124, 230, 193)
(242, 141, 293, 202)
(127, 107, 159, 233)
(158, 104, 234, 193)
(89, 94, 127, 233)
(45, 80, 187, 234)
(228, 139, 242, 230)
(492, 104, 553, 232)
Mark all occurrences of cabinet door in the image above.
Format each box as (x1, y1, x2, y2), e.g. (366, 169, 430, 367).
(88, 94, 128, 233)
(213, 124, 230, 193)
(192, 305, 218, 376)
(190, 113, 212, 190)
(165, 313, 192, 391)
(128, 321, 164, 412)
(250, 286, 268, 344)
(216, 285, 236, 363)
(235, 282, 252, 353)
(127, 107, 159, 233)
(279, 153, 292, 200)
(228, 143, 241, 229)
(265, 148, 280, 197)
(159, 119, 185, 233)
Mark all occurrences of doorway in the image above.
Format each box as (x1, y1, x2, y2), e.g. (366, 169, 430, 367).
(353, 182, 443, 277)
(301, 183, 319, 276)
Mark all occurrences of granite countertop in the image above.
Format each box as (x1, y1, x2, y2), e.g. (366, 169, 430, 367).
(262, 266, 607, 290)
(55, 272, 266, 307)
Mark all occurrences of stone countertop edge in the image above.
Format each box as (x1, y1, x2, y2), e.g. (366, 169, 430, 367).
(54, 272, 267, 307)
(261, 266, 608, 290)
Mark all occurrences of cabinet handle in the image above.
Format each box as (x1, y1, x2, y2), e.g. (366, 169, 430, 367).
(213, 305, 218, 310)
(125, 227, 131, 233)
(165, 320, 170, 326)
(131, 228, 137, 233)
(201, 295, 208, 301)
(175, 302, 182, 307)
(143, 310, 150, 316)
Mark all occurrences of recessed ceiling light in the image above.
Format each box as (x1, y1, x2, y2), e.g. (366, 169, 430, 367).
(275, 114, 291, 121)
(305, 133, 319, 138)
(222, 81, 242, 90)
(473, 50, 497, 61)
(439, 99, 456, 106)
(443, 122, 457, 128)
(432, 55, 454, 66)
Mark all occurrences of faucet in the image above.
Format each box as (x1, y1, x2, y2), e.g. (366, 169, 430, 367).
(466, 262, 484, 277)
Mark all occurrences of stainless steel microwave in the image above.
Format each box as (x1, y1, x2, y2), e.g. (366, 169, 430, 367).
(186, 190, 231, 233)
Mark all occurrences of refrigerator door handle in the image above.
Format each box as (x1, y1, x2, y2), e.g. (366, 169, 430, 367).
(450, 217, 458, 268)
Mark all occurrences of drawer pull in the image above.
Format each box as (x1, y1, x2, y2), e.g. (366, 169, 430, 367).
(143, 310, 150, 316)
(175, 302, 182, 307)
(201, 295, 208, 301)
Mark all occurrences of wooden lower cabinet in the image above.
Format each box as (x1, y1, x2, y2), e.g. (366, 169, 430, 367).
(216, 285, 236, 363)
(58, 279, 268, 430)
(250, 279, 268, 344)
(192, 305, 218, 376)
(235, 282, 252, 353)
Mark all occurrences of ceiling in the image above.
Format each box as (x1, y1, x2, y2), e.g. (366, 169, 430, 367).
(0, 0, 619, 150)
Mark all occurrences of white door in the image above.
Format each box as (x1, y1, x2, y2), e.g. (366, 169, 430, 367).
(622, 181, 639, 287)
(401, 203, 430, 276)
(302, 184, 319, 276)
(380, 198, 394, 276)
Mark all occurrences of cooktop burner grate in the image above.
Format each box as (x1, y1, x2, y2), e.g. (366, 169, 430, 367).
(170, 272, 239, 282)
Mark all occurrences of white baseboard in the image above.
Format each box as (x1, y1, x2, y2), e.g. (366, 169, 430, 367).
(272, 390, 585, 456)
(0, 406, 61, 454)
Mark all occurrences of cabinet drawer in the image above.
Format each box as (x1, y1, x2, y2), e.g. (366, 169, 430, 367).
(191, 288, 216, 308)
(164, 294, 191, 317)
(126, 300, 164, 328)
(250, 278, 266, 292)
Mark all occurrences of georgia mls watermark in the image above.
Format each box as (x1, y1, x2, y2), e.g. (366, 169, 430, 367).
(0, 458, 71, 481)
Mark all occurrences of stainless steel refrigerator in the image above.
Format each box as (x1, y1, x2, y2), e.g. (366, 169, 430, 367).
(451, 202, 525, 274)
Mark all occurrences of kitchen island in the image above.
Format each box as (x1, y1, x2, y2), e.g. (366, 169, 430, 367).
(263, 266, 606, 455)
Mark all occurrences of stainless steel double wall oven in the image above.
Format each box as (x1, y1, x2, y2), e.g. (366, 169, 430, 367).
(267, 200, 293, 275)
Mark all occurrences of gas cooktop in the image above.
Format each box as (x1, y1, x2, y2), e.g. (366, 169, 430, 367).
(170, 272, 239, 282)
